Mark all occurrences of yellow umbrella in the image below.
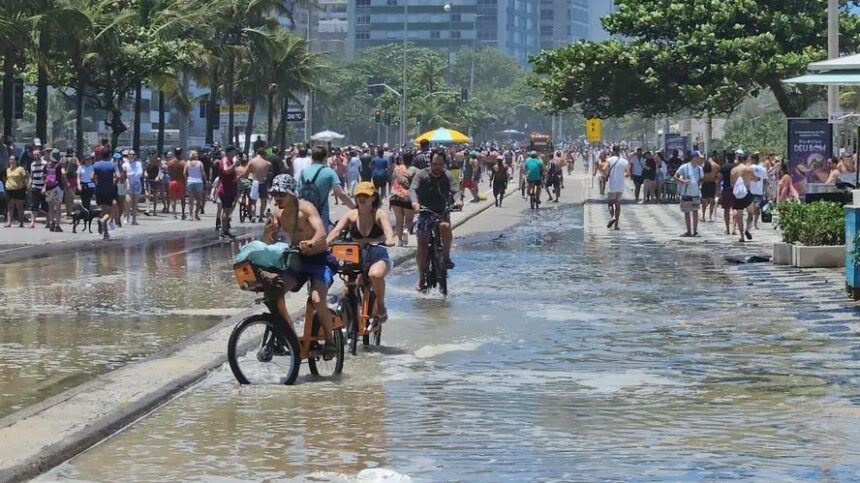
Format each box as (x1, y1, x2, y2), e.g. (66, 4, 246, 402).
(413, 128, 471, 144)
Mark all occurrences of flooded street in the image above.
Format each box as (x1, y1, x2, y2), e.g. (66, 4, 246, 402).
(42, 204, 860, 481)
(0, 234, 253, 417)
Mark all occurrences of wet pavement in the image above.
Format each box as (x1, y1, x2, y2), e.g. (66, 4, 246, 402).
(0, 233, 254, 417)
(41, 201, 860, 481)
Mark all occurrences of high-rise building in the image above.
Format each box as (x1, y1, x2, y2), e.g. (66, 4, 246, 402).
(539, 0, 607, 49)
(346, 0, 540, 67)
(317, 0, 348, 58)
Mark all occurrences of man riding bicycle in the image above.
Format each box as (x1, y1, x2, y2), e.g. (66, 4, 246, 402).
(410, 150, 463, 292)
(525, 150, 544, 205)
(262, 174, 338, 356)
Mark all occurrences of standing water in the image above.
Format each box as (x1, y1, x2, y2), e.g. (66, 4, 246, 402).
(42, 205, 860, 481)
(0, 235, 253, 417)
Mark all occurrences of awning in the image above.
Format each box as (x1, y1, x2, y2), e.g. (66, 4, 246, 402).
(784, 69, 860, 85)
(809, 54, 860, 71)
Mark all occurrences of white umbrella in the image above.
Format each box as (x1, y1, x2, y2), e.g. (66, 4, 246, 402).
(310, 130, 345, 142)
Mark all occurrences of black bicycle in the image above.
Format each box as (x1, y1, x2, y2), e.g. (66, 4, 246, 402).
(418, 206, 450, 296)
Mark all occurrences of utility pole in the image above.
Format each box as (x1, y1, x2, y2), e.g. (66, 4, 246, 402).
(402, 1, 408, 146)
(304, 0, 313, 142)
(828, 0, 840, 145)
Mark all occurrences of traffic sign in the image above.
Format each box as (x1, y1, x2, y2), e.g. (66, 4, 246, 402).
(219, 104, 250, 127)
(586, 118, 602, 142)
(285, 111, 305, 122)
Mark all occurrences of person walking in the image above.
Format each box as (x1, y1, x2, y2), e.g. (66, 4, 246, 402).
(700, 152, 720, 222)
(28, 149, 47, 229)
(185, 150, 206, 221)
(675, 151, 704, 237)
(389, 151, 417, 246)
(749, 153, 768, 229)
(78, 153, 96, 211)
(605, 146, 629, 230)
(43, 149, 66, 231)
(126, 150, 143, 225)
(4, 155, 27, 227)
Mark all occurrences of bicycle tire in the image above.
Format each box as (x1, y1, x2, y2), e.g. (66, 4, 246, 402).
(362, 289, 376, 346)
(227, 314, 301, 385)
(239, 204, 246, 223)
(307, 312, 345, 377)
(434, 243, 448, 296)
(341, 296, 358, 356)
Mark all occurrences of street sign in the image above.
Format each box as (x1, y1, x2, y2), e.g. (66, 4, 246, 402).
(829, 111, 845, 124)
(285, 111, 304, 122)
(586, 118, 602, 142)
(219, 104, 250, 127)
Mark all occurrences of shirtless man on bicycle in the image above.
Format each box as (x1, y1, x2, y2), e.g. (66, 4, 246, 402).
(262, 174, 338, 355)
(409, 150, 463, 291)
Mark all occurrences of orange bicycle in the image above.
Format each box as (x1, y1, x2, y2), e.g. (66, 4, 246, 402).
(330, 241, 386, 355)
(227, 248, 345, 385)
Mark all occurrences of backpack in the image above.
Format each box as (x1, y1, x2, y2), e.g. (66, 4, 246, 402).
(299, 165, 325, 212)
(44, 162, 59, 189)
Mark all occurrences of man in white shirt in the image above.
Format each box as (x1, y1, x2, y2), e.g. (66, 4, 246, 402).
(291, 146, 312, 179)
(674, 151, 704, 237)
(606, 145, 630, 230)
(748, 152, 768, 229)
(124, 150, 144, 225)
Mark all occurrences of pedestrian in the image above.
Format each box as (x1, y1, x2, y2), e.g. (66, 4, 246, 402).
(28, 148, 47, 229)
(43, 148, 66, 232)
(93, 151, 118, 240)
(719, 151, 738, 235)
(216, 145, 239, 237)
(749, 152, 768, 229)
(166, 150, 187, 219)
(370, 147, 390, 199)
(390, 151, 417, 246)
(144, 149, 161, 216)
(78, 153, 95, 211)
(4, 155, 27, 227)
(730, 152, 755, 242)
(63, 148, 79, 217)
(292, 146, 312, 179)
(299, 145, 354, 229)
(605, 146, 629, 230)
(642, 151, 657, 203)
(126, 150, 143, 225)
(491, 156, 509, 207)
(461, 151, 480, 202)
(114, 151, 128, 228)
(630, 147, 645, 203)
(346, 149, 361, 196)
(185, 150, 206, 221)
(777, 161, 798, 202)
(700, 151, 720, 222)
(675, 151, 704, 237)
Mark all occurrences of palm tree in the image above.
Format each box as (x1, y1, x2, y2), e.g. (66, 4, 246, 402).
(0, 0, 32, 137)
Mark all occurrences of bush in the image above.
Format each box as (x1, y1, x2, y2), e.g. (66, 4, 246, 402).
(775, 201, 844, 246)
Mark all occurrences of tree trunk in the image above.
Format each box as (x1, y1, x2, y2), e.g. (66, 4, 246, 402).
(227, 56, 235, 146)
(767, 79, 803, 118)
(2, 49, 14, 138)
(178, 74, 189, 151)
(267, 91, 274, 145)
(704, 115, 713, 157)
(243, 95, 257, 154)
(110, 108, 123, 149)
(133, 81, 142, 153)
(36, 30, 49, 142)
(157, 90, 165, 156)
(206, 65, 219, 145)
(280, 97, 289, 149)
(75, 83, 84, 154)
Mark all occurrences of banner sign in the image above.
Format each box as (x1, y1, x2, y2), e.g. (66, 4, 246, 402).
(665, 133, 686, 157)
(585, 118, 602, 142)
(787, 118, 832, 198)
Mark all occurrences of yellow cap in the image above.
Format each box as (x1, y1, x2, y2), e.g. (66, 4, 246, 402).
(354, 181, 376, 197)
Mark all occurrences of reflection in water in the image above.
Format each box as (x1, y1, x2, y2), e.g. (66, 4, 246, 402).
(0, 235, 253, 417)
(42, 206, 860, 481)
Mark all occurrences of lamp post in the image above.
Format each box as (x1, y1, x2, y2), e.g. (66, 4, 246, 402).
(402, 1, 408, 146)
(443, 3, 452, 85)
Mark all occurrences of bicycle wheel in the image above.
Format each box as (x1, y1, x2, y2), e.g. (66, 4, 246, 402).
(434, 243, 448, 296)
(239, 204, 246, 223)
(227, 314, 300, 385)
(341, 297, 358, 356)
(362, 289, 376, 346)
(307, 311, 345, 377)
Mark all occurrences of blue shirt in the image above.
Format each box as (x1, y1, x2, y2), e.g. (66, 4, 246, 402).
(370, 156, 389, 179)
(93, 160, 116, 188)
(301, 163, 341, 228)
(347, 157, 361, 181)
(525, 157, 543, 182)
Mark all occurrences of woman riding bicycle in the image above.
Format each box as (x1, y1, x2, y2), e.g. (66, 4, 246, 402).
(327, 181, 396, 323)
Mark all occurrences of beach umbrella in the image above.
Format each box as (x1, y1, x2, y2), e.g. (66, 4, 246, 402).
(413, 128, 470, 145)
(310, 130, 345, 142)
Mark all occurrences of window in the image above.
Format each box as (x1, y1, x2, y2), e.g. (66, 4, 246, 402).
(430, 31, 440, 39)
(451, 30, 461, 39)
(387, 0, 397, 5)
(356, 31, 370, 40)
(357, 15, 370, 25)
(451, 13, 461, 22)
(356, 0, 370, 6)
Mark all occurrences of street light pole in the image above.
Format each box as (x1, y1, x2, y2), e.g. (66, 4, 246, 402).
(444, 3, 452, 85)
(828, 0, 839, 130)
(468, 12, 478, 139)
(402, 1, 408, 146)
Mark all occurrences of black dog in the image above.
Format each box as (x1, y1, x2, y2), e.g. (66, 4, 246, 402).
(72, 204, 101, 233)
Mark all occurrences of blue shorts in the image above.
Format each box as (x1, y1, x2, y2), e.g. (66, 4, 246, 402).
(284, 252, 337, 292)
(187, 182, 204, 194)
(415, 210, 449, 238)
(130, 180, 143, 194)
(365, 245, 393, 271)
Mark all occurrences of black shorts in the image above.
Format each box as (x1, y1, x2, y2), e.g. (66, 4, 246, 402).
(701, 181, 717, 198)
(219, 193, 236, 209)
(389, 197, 412, 209)
(7, 189, 25, 201)
(29, 190, 47, 212)
(372, 177, 387, 188)
(632, 175, 644, 185)
(732, 192, 754, 210)
(95, 186, 117, 207)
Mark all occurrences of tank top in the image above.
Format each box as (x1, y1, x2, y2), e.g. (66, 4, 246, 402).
(349, 212, 384, 240)
(187, 161, 204, 184)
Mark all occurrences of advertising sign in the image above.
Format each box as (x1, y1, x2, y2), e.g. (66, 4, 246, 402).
(664, 133, 686, 157)
(586, 118, 602, 142)
(219, 104, 250, 127)
(787, 118, 833, 198)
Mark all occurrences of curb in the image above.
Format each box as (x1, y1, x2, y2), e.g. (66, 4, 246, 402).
(0, 186, 508, 483)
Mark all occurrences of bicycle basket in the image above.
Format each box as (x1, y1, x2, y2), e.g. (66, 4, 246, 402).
(331, 243, 362, 271)
(233, 261, 264, 291)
